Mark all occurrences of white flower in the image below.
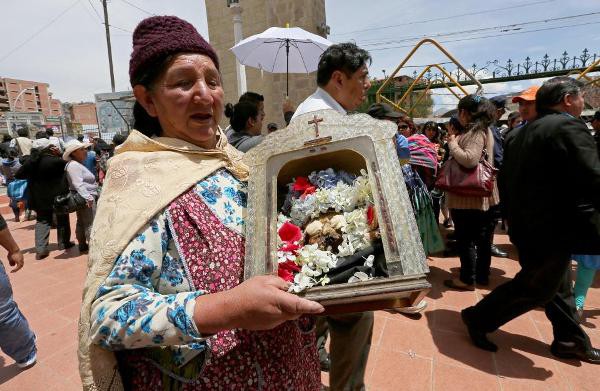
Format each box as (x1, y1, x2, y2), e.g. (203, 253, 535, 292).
(348, 271, 370, 283)
(363, 254, 374, 268)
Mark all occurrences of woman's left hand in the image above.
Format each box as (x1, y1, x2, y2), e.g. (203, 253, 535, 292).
(87, 199, 94, 208)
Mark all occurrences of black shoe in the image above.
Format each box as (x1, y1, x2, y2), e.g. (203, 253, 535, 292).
(550, 341, 600, 364)
(79, 244, 89, 254)
(58, 241, 76, 250)
(491, 244, 508, 258)
(35, 252, 49, 260)
(461, 307, 498, 352)
(476, 278, 490, 286)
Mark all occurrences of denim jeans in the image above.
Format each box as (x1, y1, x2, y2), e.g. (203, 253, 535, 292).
(0, 262, 36, 362)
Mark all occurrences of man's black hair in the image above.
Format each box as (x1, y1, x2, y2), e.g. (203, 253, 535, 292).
(35, 130, 49, 139)
(536, 76, 584, 113)
(316, 42, 371, 87)
(46, 128, 54, 136)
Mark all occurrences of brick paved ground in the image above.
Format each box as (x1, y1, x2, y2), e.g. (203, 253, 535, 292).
(0, 194, 598, 391)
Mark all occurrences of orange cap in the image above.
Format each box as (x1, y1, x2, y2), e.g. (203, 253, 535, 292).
(512, 86, 539, 103)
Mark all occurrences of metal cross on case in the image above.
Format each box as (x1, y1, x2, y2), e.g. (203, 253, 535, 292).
(308, 115, 323, 138)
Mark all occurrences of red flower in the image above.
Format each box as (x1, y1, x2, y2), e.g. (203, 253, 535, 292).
(367, 205, 375, 225)
(292, 177, 313, 192)
(278, 221, 302, 243)
(278, 260, 301, 282)
(280, 242, 301, 253)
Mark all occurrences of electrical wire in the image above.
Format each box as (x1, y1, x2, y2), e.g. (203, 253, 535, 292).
(359, 11, 600, 47)
(86, 0, 103, 21)
(0, 0, 82, 63)
(331, 0, 556, 36)
(368, 19, 600, 52)
(120, 0, 155, 16)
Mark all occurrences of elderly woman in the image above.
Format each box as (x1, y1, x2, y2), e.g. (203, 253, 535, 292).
(78, 16, 323, 390)
(443, 95, 499, 291)
(15, 138, 73, 259)
(63, 140, 98, 254)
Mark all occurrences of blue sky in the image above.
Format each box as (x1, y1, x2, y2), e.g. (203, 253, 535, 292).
(1, 0, 598, 111)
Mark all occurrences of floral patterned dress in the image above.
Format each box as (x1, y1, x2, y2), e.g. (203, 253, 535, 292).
(89, 168, 320, 390)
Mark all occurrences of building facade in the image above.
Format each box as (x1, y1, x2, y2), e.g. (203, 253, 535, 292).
(68, 102, 98, 126)
(0, 77, 62, 117)
(205, 0, 327, 129)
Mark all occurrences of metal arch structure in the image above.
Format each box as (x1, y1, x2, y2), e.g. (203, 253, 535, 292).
(376, 38, 483, 113)
(404, 77, 463, 117)
(575, 57, 600, 87)
(395, 65, 468, 115)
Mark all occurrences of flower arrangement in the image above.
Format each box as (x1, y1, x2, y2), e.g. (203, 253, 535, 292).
(276, 168, 381, 293)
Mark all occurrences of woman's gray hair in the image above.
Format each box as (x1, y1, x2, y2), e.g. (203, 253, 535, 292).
(536, 76, 584, 113)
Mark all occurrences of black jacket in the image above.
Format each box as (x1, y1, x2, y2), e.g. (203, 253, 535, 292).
(15, 152, 68, 211)
(500, 110, 600, 252)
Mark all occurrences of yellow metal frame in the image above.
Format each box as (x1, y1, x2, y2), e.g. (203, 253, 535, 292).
(376, 38, 483, 113)
(573, 58, 600, 87)
(405, 77, 462, 117)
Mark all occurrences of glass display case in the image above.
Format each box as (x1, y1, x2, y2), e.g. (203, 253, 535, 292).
(243, 110, 430, 314)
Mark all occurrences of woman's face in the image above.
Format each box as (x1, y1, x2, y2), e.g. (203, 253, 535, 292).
(71, 148, 87, 163)
(424, 127, 436, 141)
(134, 53, 224, 149)
(246, 104, 264, 136)
(458, 109, 470, 127)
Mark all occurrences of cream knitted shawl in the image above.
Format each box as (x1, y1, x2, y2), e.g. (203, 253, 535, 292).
(77, 129, 248, 391)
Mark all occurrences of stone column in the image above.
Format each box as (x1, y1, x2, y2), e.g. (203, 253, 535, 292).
(230, 2, 247, 99)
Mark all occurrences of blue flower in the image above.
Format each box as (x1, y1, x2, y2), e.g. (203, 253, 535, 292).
(97, 307, 107, 322)
(161, 255, 184, 287)
(150, 220, 160, 233)
(140, 315, 153, 333)
(137, 233, 146, 243)
(110, 296, 153, 328)
(167, 304, 198, 337)
(126, 249, 156, 286)
(224, 187, 247, 207)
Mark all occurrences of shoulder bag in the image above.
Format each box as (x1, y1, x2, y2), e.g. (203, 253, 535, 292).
(434, 149, 498, 197)
(53, 162, 88, 214)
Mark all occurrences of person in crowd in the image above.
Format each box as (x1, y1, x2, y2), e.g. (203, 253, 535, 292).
(34, 130, 48, 140)
(45, 128, 64, 152)
(111, 133, 127, 148)
(512, 86, 539, 126)
(488, 95, 509, 258)
(422, 121, 441, 145)
(591, 110, 600, 156)
(15, 138, 73, 259)
(291, 42, 373, 391)
(63, 140, 98, 254)
(1, 149, 23, 221)
(0, 215, 37, 369)
(76, 135, 84, 143)
(267, 122, 278, 133)
(283, 97, 295, 125)
(224, 100, 264, 152)
(503, 111, 522, 138)
(572, 109, 600, 321)
(0, 135, 13, 158)
(78, 16, 324, 390)
(439, 118, 462, 229)
(461, 77, 600, 364)
(83, 146, 97, 179)
(418, 121, 444, 224)
(10, 128, 33, 157)
(443, 95, 499, 291)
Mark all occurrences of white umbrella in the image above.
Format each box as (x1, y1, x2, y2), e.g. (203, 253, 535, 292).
(231, 26, 332, 96)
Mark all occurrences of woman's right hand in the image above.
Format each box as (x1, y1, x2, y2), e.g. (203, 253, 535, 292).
(194, 275, 324, 334)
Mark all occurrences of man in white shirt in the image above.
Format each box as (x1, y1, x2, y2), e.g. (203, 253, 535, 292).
(45, 128, 65, 152)
(291, 42, 373, 391)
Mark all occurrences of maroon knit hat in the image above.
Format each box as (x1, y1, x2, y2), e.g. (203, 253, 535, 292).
(129, 15, 219, 86)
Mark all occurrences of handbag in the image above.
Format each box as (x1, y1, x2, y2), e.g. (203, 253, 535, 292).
(435, 149, 498, 197)
(7, 179, 28, 200)
(53, 162, 88, 214)
(53, 191, 87, 214)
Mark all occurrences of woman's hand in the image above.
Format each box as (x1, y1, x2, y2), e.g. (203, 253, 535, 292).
(194, 275, 324, 334)
(448, 134, 456, 144)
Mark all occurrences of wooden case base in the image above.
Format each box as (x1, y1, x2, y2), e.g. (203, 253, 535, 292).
(299, 274, 430, 315)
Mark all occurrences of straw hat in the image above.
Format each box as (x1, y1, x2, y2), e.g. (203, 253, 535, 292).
(63, 140, 92, 161)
